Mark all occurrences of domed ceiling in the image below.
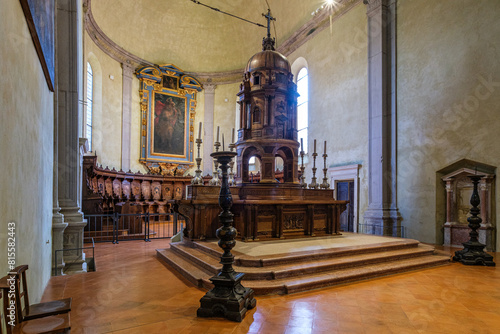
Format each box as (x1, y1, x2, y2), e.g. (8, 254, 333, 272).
(88, 0, 348, 74)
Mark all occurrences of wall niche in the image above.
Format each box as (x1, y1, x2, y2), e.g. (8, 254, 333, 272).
(440, 160, 496, 251)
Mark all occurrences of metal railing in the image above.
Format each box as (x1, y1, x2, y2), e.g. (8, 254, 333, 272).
(357, 223, 406, 238)
(54, 238, 95, 276)
(84, 212, 182, 244)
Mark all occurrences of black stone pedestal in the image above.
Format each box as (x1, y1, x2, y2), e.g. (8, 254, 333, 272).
(197, 272, 256, 322)
(197, 150, 257, 322)
(453, 175, 495, 267)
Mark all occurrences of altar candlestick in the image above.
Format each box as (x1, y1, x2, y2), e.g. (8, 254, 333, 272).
(222, 134, 225, 151)
(232, 128, 235, 143)
(301, 138, 303, 151)
(314, 139, 316, 153)
(216, 126, 220, 142)
(324, 140, 327, 153)
(198, 122, 203, 140)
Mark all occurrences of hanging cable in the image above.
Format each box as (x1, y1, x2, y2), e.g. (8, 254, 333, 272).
(189, 0, 266, 28)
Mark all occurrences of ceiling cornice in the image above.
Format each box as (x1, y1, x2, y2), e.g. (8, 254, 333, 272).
(83, 0, 362, 85)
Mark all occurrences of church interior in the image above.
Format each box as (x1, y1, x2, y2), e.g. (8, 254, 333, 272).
(1, 0, 500, 332)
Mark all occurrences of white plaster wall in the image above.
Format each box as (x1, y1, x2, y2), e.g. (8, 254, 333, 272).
(288, 4, 369, 215)
(0, 0, 54, 303)
(213, 83, 239, 150)
(397, 0, 500, 249)
(84, 32, 123, 170)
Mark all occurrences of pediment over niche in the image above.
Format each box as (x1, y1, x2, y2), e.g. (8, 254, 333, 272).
(438, 158, 496, 177)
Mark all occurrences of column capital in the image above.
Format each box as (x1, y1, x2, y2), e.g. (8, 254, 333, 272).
(204, 83, 217, 94)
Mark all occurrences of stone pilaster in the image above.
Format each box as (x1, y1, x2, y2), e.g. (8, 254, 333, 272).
(203, 84, 216, 173)
(362, 0, 402, 236)
(121, 62, 134, 171)
(56, 0, 87, 274)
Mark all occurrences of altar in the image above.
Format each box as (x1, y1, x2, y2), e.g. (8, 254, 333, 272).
(175, 183, 347, 241)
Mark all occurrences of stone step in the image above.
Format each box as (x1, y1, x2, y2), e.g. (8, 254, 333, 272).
(190, 238, 422, 267)
(157, 248, 211, 288)
(170, 242, 440, 280)
(243, 255, 451, 295)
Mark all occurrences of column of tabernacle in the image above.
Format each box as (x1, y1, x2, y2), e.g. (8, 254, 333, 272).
(197, 150, 256, 322)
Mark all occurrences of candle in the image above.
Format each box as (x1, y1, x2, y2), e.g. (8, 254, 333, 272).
(314, 139, 316, 153)
(222, 133, 225, 151)
(232, 128, 235, 143)
(198, 122, 202, 140)
(216, 126, 220, 142)
(301, 138, 303, 151)
(324, 140, 327, 153)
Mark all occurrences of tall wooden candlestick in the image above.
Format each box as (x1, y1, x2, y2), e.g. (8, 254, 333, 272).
(191, 138, 204, 185)
(198, 150, 256, 321)
(320, 141, 330, 189)
(299, 141, 306, 188)
(309, 139, 319, 189)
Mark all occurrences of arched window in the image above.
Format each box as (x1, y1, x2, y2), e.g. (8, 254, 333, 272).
(86, 62, 93, 151)
(296, 67, 308, 153)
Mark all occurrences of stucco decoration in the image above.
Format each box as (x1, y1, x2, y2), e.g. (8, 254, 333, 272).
(136, 64, 202, 174)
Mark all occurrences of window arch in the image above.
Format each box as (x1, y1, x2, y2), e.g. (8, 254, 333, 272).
(86, 62, 94, 151)
(296, 67, 308, 153)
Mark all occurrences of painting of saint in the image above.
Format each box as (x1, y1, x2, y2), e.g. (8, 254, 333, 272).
(153, 93, 186, 156)
(162, 75, 178, 90)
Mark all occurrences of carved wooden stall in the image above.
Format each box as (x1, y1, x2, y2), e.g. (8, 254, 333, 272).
(82, 155, 211, 240)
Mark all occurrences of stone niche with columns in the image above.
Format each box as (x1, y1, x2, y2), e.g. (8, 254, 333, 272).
(441, 165, 496, 251)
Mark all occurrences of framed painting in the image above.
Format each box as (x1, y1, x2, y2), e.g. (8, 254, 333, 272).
(19, 0, 55, 92)
(136, 64, 202, 175)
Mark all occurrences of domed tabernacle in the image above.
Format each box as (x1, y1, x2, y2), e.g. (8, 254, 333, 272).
(245, 50, 291, 73)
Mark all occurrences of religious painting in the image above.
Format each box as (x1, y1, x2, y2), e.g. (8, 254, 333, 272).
(136, 64, 202, 173)
(162, 75, 178, 90)
(152, 92, 186, 156)
(19, 0, 55, 91)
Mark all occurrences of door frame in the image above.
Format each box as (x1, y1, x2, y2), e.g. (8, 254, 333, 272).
(328, 164, 361, 233)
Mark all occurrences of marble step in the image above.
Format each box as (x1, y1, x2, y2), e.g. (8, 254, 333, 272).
(157, 248, 211, 288)
(158, 248, 449, 295)
(242, 255, 451, 295)
(190, 238, 422, 267)
(169, 242, 440, 280)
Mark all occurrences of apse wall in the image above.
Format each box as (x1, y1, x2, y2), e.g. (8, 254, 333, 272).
(397, 0, 500, 249)
(0, 0, 54, 303)
(287, 4, 369, 217)
(83, 32, 212, 175)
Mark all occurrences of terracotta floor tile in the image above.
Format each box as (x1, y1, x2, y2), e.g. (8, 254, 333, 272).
(39, 240, 499, 333)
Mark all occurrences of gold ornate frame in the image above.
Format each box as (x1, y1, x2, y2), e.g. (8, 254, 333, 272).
(136, 64, 202, 175)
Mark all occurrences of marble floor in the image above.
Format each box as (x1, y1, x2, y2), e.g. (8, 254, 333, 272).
(42, 239, 500, 334)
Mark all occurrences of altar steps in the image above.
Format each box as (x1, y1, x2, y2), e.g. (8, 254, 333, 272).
(156, 238, 450, 295)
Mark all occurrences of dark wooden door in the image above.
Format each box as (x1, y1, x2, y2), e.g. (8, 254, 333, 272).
(337, 181, 354, 232)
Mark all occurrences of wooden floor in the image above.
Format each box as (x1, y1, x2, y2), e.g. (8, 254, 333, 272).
(43, 239, 500, 334)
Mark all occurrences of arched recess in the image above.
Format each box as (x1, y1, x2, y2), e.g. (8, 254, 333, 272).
(291, 57, 309, 155)
(84, 52, 102, 155)
(241, 146, 262, 183)
(291, 57, 308, 80)
(275, 146, 295, 183)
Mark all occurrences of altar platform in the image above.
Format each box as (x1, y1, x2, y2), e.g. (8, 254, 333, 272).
(157, 233, 450, 295)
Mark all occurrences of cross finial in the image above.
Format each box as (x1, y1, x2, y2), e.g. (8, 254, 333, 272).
(263, 9, 276, 39)
(261, 9, 276, 51)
